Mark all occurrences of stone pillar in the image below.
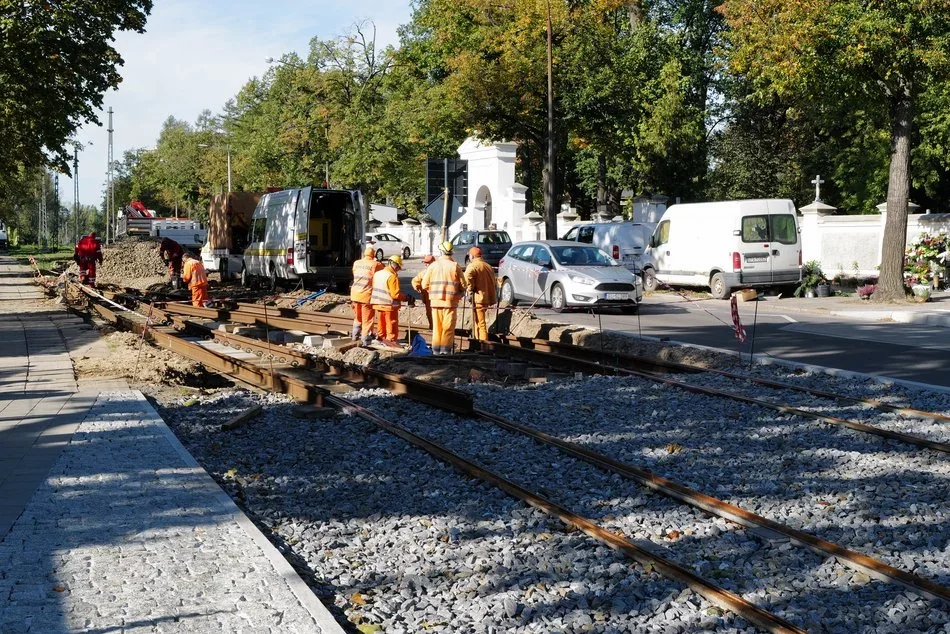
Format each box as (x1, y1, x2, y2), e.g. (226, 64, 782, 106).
(798, 200, 836, 265)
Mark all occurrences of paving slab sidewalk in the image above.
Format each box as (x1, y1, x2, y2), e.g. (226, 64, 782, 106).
(0, 256, 344, 634)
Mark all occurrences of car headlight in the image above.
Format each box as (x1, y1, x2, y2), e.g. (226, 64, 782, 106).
(568, 273, 596, 286)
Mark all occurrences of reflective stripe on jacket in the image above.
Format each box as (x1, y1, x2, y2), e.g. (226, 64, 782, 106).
(182, 258, 208, 289)
(464, 258, 497, 306)
(421, 256, 465, 308)
(370, 266, 404, 308)
(351, 256, 383, 303)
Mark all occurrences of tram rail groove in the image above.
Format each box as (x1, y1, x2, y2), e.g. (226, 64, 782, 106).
(70, 282, 950, 610)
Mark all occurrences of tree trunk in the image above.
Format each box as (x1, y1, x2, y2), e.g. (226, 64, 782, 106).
(521, 145, 535, 215)
(542, 148, 557, 239)
(873, 90, 914, 302)
(596, 153, 608, 214)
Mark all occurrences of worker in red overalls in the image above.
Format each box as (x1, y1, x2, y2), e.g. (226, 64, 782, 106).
(73, 232, 103, 287)
(181, 251, 209, 307)
(159, 238, 185, 289)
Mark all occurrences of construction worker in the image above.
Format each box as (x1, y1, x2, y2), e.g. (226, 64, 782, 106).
(370, 254, 410, 347)
(410, 254, 435, 329)
(420, 241, 466, 355)
(181, 251, 209, 307)
(463, 246, 498, 341)
(351, 245, 384, 345)
(73, 232, 103, 287)
(159, 237, 185, 289)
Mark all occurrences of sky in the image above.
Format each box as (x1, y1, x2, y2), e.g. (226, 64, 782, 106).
(60, 0, 413, 210)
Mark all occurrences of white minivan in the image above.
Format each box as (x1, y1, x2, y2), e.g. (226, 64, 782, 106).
(242, 186, 365, 289)
(641, 199, 801, 299)
(561, 222, 655, 274)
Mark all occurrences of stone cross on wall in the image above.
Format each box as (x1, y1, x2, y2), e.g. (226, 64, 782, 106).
(811, 175, 825, 202)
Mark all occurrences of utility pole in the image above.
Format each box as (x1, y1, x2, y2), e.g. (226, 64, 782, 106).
(52, 173, 59, 247)
(73, 146, 80, 243)
(106, 107, 114, 244)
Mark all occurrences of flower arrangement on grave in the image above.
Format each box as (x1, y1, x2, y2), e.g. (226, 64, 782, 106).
(904, 232, 950, 288)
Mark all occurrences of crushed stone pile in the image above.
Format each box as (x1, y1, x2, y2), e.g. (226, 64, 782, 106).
(67, 237, 170, 289)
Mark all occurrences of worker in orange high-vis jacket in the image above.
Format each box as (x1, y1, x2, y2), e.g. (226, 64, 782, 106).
(370, 254, 410, 346)
(181, 251, 209, 307)
(351, 245, 384, 345)
(463, 247, 498, 341)
(410, 254, 435, 329)
(420, 241, 466, 355)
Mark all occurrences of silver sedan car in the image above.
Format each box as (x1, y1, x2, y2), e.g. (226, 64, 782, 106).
(497, 240, 643, 313)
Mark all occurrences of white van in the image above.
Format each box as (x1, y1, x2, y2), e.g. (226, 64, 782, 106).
(561, 222, 655, 274)
(0, 220, 8, 249)
(242, 186, 365, 289)
(641, 199, 801, 299)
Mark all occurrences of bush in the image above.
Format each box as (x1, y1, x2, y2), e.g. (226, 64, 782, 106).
(795, 260, 826, 297)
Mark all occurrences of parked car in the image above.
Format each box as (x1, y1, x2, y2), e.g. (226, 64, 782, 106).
(497, 240, 643, 313)
(449, 230, 513, 267)
(365, 232, 411, 261)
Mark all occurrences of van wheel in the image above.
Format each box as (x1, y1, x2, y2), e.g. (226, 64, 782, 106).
(402, 247, 411, 259)
(642, 268, 658, 292)
(550, 283, 566, 312)
(375, 249, 384, 262)
(501, 279, 518, 307)
(710, 273, 731, 299)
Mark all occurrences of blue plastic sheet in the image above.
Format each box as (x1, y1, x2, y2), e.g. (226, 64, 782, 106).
(408, 333, 432, 356)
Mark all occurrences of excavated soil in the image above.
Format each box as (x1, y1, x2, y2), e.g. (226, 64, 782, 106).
(66, 237, 170, 290)
(73, 330, 232, 388)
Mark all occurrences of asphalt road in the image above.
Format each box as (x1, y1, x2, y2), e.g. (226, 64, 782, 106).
(397, 257, 950, 390)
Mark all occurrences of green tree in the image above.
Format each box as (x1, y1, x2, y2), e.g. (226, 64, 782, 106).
(0, 0, 152, 175)
(720, 0, 950, 300)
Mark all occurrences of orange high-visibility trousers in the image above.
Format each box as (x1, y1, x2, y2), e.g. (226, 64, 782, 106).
(375, 307, 399, 343)
(431, 307, 457, 354)
(352, 302, 376, 340)
(472, 305, 489, 340)
(191, 283, 209, 307)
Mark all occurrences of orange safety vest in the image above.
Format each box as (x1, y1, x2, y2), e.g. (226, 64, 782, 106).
(182, 258, 208, 289)
(421, 256, 465, 308)
(351, 255, 383, 303)
(370, 266, 403, 308)
(464, 258, 498, 306)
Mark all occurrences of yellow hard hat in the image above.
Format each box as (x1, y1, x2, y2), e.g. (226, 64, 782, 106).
(364, 245, 376, 257)
(388, 254, 403, 268)
(439, 240, 453, 254)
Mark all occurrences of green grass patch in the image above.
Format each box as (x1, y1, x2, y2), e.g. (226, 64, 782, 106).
(8, 244, 75, 271)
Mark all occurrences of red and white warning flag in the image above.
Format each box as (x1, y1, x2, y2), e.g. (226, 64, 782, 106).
(730, 294, 747, 343)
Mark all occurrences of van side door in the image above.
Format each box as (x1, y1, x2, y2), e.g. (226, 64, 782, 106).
(293, 186, 312, 275)
(245, 197, 269, 276)
(650, 219, 675, 283)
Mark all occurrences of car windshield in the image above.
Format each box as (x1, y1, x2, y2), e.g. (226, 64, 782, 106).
(551, 245, 613, 266)
(477, 231, 511, 245)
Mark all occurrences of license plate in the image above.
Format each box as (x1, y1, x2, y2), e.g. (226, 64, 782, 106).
(606, 292, 628, 300)
(746, 257, 767, 263)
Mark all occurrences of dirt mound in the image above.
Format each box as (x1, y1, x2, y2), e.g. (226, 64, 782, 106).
(66, 237, 170, 290)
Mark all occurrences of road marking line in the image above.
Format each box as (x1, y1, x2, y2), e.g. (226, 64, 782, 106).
(780, 314, 797, 323)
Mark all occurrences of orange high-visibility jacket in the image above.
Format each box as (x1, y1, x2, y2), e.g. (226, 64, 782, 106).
(464, 257, 498, 306)
(370, 266, 406, 308)
(351, 255, 383, 303)
(182, 258, 208, 289)
(421, 256, 465, 308)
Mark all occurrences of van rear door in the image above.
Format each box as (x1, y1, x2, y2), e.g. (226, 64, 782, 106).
(766, 201, 800, 284)
(738, 214, 773, 284)
(293, 186, 312, 275)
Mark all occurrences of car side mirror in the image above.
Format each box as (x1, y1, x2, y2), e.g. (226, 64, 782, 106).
(537, 255, 552, 268)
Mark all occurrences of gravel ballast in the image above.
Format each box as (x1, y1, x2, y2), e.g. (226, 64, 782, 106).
(151, 353, 950, 632)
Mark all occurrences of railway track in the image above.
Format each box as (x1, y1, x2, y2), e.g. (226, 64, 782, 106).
(65, 282, 950, 631)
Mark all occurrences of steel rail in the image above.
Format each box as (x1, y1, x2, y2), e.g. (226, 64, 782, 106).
(496, 335, 950, 424)
(326, 393, 805, 634)
(71, 289, 950, 610)
(482, 340, 950, 455)
(473, 408, 950, 606)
